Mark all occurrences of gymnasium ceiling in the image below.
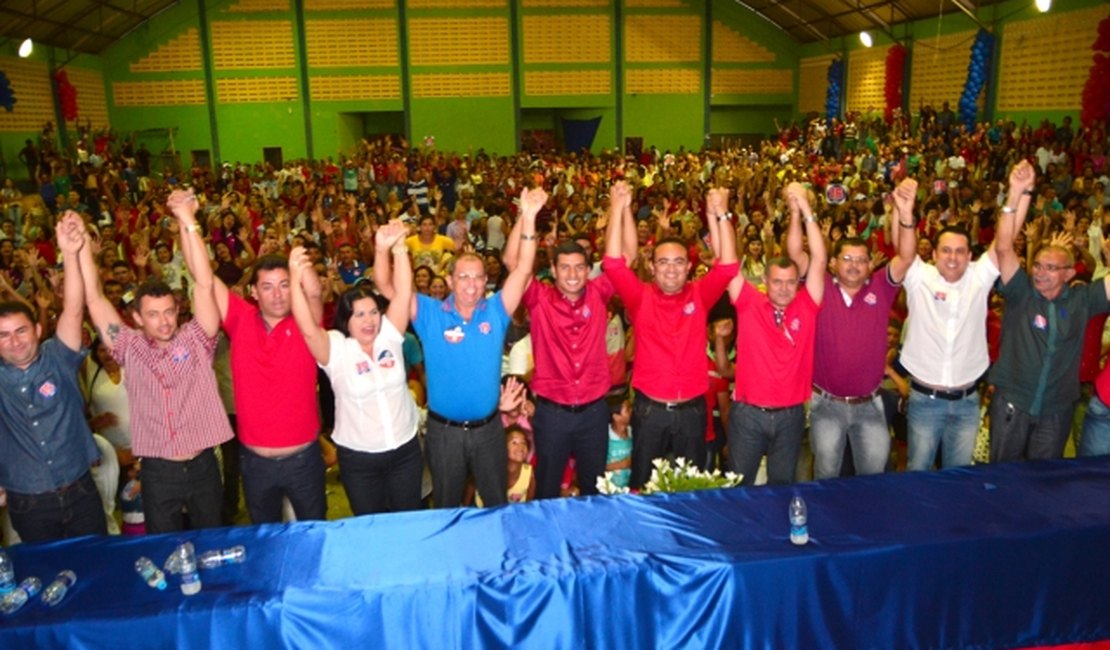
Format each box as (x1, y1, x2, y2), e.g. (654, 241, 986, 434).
(0, 0, 1002, 56)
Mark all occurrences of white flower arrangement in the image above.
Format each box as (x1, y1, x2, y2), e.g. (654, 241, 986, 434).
(595, 457, 742, 495)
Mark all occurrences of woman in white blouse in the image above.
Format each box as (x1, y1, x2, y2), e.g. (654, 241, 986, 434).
(289, 220, 422, 514)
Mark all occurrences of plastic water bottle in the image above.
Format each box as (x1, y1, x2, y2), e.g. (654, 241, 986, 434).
(789, 496, 809, 546)
(135, 557, 167, 590)
(0, 577, 42, 615)
(197, 546, 246, 570)
(0, 549, 14, 596)
(41, 571, 76, 607)
(164, 543, 201, 596)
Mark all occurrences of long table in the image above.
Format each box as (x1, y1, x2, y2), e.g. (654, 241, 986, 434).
(2, 458, 1110, 649)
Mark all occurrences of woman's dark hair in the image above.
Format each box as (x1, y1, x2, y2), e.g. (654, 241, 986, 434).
(333, 286, 388, 337)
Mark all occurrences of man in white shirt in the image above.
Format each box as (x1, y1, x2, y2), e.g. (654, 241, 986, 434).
(897, 161, 1030, 471)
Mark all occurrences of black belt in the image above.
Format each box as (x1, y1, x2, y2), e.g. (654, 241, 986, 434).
(742, 402, 800, 413)
(813, 385, 881, 405)
(638, 392, 701, 412)
(911, 380, 978, 401)
(535, 395, 604, 414)
(428, 409, 498, 429)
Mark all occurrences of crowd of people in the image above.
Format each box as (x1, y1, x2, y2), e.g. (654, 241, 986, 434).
(1, 107, 1109, 544)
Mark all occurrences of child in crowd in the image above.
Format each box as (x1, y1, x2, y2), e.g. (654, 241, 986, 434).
(605, 397, 633, 489)
(505, 426, 535, 503)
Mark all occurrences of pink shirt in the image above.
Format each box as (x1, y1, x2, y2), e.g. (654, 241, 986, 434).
(224, 293, 320, 448)
(113, 319, 233, 459)
(603, 257, 737, 402)
(733, 284, 820, 407)
(523, 275, 615, 405)
(812, 270, 900, 396)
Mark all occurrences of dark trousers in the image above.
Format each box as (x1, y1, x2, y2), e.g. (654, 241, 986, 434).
(240, 441, 327, 523)
(989, 398, 1075, 463)
(425, 416, 506, 508)
(220, 414, 241, 525)
(141, 448, 223, 534)
(338, 437, 423, 515)
(532, 397, 610, 499)
(630, 393, 707, 489)
(728, 402, 806, 486)
(7, 471, 107, 543)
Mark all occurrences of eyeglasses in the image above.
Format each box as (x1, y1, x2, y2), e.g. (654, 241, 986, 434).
(454, 272, 487, 282)
(654, 258, 689, 268)
(839, 255, 869, 265)
(1032, 262, 1073, 273)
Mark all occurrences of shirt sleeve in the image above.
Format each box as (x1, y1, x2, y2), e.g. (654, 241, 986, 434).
(697, 261, 739, 306)
(602, 256, 643, 313)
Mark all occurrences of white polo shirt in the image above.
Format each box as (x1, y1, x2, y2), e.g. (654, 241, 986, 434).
(901, 254, 999, 388)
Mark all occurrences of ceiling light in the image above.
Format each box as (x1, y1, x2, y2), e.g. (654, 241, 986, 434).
(859, 31, 873, 48)
(18, 38, 33, 58)
(1034, 0, 1051, 12)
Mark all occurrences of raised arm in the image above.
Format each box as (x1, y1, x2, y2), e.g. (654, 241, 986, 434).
(889, 178, 919, 283)
(994, 160, 1036, 285)
(605, 181, 626, 260)
(78, 223, 124, 352)
(500, 187, 546, 315)
(706, 187, 737, 265)
(377, 220, 413, 333)
(791, 184, 827, 305)
(288, 246, 329, 365)
(54, 211, 87, 352)
(168, 189, 219, 338)
(783, 183, 811, 278)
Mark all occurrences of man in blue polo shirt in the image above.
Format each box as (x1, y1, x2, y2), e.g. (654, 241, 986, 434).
(0, 212, 106, 542)
(377, 186, 547, 508)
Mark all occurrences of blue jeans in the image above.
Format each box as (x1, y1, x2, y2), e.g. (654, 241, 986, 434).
(7, 471, 107, 543)
(532, 397, 609, 499)
(141, 448, 223, 534)
(727, 402, 805, 486)
(810, 392, 890, 479)
(1080, 393, 1110, 457)
(240, 442, 327, 524)
(425, 416, 506, 508)
(630, 394, 707, 489)
(989, 397, 1074, 462)
(906, 389, 979, 471)
(337, 436, 423, 515)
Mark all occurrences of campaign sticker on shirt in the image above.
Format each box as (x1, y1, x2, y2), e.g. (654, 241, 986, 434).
(444, 326, 465, 344)
(581, 306, 591, 319)
(863, 292, 877, 306)
(377, 349, 396, 369)
(683, 302, 696, 316)
(479, 322, 491, 335)
(933, 290, 947, 302)
(38, 381, 57, 398)
(356, 360, 371, 375)
(171, 347, 190, 363)
(789, 318, 801, 332)
(1032, 314, 1048, 330)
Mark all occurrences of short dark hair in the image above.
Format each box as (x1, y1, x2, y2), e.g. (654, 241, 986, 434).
(248, 254, 290, 286)
(833, 236, 869, 257)
(765, 256, 797, 272)
(652, 237, 688, 260)
(132, 279, 174, 311)
(552, 241, 588, 266)
(333, 286, 388, 338)
(0, 300, 36, 324)
(934, 225, 971, 249)
(111, 260, 130, 272)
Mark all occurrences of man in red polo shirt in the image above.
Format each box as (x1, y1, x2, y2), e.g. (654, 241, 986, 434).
(175, 189, 327, 524)
(727, 183, 827, 486)
(504, 181, 636, 498)
(603, 185, 738, 489)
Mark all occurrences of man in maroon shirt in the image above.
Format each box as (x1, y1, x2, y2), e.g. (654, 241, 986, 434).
(504, 181, 636, 498)
(603, 186, 738, 489)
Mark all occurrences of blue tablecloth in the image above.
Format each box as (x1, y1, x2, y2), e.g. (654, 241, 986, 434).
(2, 458, 1110, 649)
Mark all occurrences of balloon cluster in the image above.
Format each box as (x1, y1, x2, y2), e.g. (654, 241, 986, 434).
(958, 29, 994, 130)
(884, 44, 907, 125)
(1080, 16, 1110, 126)
(826, 59, 844, 121)
(0, 72, 15, 112)
(54, 70, 78, 122)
